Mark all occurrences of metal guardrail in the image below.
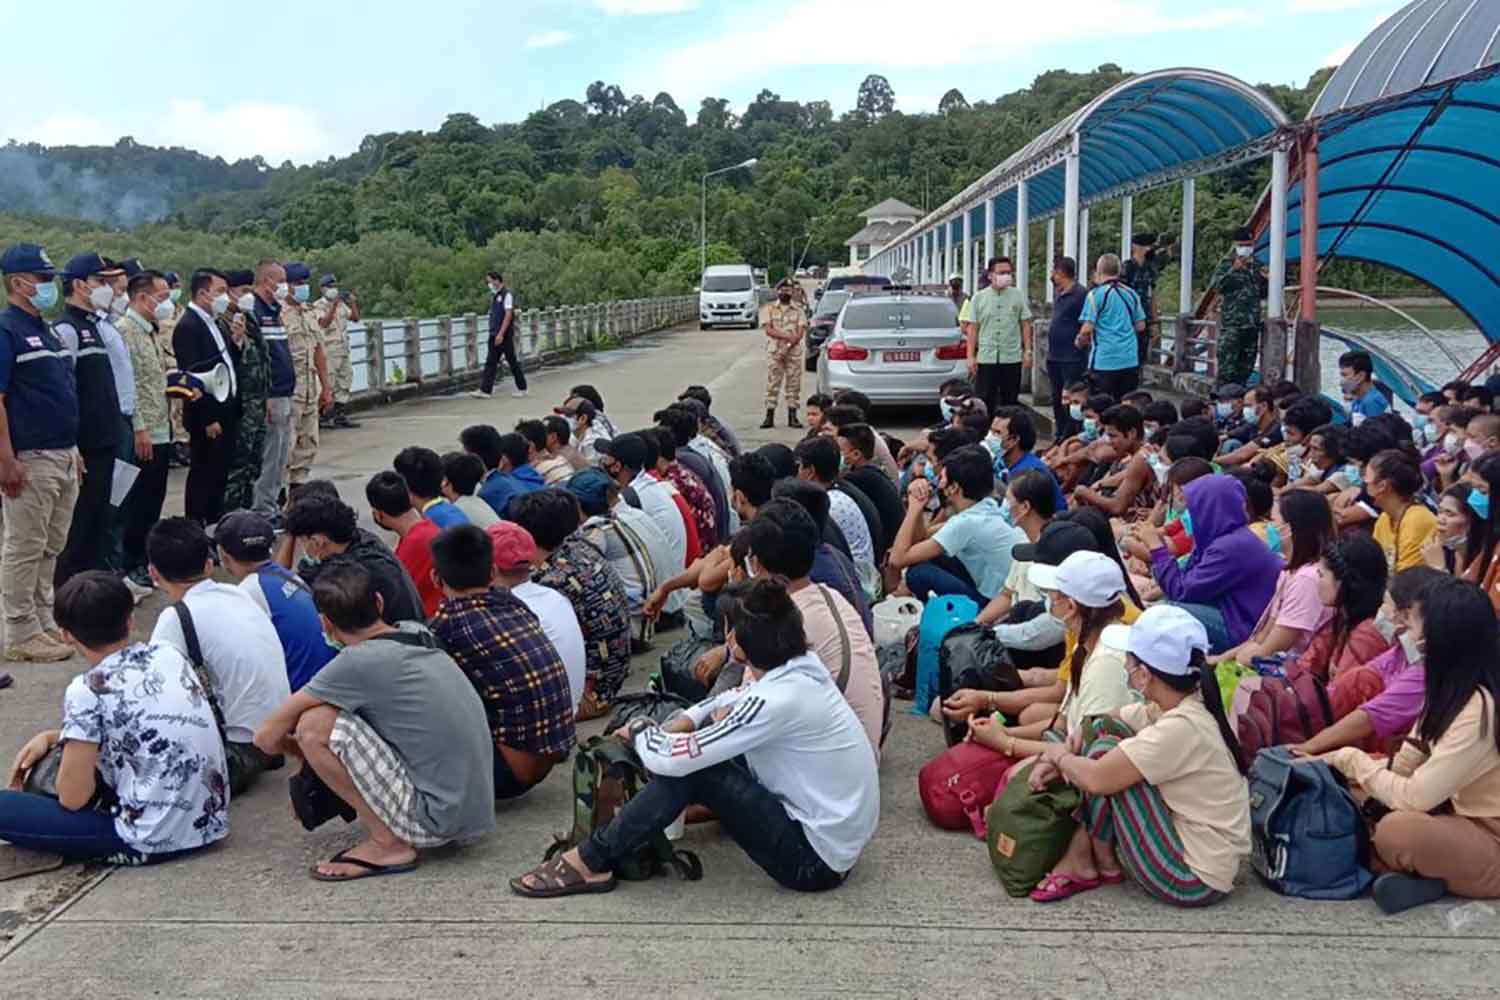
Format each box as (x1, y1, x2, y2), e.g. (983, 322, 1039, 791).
(345, 295, 699, 399)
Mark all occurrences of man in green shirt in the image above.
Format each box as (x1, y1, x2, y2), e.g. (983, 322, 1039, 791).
(959, 256, 1033, 414)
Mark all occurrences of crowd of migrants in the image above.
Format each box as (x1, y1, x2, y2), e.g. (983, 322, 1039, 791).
(1, 238, 1498, 914)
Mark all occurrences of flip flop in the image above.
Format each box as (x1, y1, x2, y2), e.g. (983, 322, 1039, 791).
(1098, 870, 1126, 885)
(309, 847, 418, 882)
(509, 857, 617, 899)
(1030, 871, 1104, 902)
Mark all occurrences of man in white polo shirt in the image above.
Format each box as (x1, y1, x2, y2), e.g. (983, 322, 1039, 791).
(487, 520, 586, 711)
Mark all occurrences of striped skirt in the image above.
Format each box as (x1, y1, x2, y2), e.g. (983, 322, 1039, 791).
(1079, 716, 1225, 908)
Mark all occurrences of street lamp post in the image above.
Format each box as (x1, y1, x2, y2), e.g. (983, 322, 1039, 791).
(700, 158, 758, 277)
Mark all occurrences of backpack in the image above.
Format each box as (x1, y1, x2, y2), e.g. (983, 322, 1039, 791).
(605, 689, 695, 733)
(984, 760, 1083, 897)
(913, 594, 978, 715)
(936, 623, 1023, 746)
(543, 736, 703, 882)
(1232, 663, 1335, 761)
(1248, 746, 1373, 899)
(917, 740, 1017, 838)
(657, 636, 718, 704)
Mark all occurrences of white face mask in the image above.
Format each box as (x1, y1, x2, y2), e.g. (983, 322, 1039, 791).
(153, 297, 175, 322)
(1234, 244, 1254, 258)
(274, 282, 290, 300)
(211, 292, 231, 316)
(992, 273, 1014, 289)
(238, 292, 256, 313)
(88, 283, 116, 311)
(1398, 630, 1424, 664)
(1444, 432, 1462, 456)
(110, 291, 128, 317)
(323, 288, 338, 301)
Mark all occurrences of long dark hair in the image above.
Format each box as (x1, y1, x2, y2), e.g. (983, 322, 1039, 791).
(1322, 535, 1387, 663)
(1278, 488, 1335, 571)
(1057, 507, 1144, 608)
(1418, 578, 1500, 751)
(1066, 599, 1126, 694)
(1467, 452, 1500, 578)
(1440, 484, 1489, 577)
(1146, 649, 1247, 773)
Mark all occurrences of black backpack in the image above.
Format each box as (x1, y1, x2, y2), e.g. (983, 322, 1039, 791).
(938, 623, 1023, 745)
(657, 637, 719, 704)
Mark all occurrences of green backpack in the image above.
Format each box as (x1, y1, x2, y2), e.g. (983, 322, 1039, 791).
(544, 736, 703, 882)
(985, 761, 1083, 897)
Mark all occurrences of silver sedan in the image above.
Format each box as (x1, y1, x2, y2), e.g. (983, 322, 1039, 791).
(815, 293, 965, 406)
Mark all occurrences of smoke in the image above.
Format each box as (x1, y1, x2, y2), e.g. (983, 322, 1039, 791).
(0, 144, 178, 226)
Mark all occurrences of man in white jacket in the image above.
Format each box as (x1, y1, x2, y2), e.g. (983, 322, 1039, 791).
(510, 578, 879, 897)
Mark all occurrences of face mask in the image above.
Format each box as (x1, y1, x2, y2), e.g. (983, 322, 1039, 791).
(322, 631, 345, 653)
(1444, 432, 1461, 456)
(778, 294, 791, 304)
(939, 398, 956, 422)
(1339, 377, 1361, 396)
(211, 292, 231, 316)
(1465, 440, 1486, 461)
(1082, 418, 1099, 442)
(1000, 499, 1016, 527)
(1242, 406, 1257, 424)
(838, 454, 848, 473)
(1234, 244, 1254, 258)
(293, 284, 311, 303)
(168, 288, 182, 304)
(88, 284, 116, 310)
(1144, 422, 1160, 438)
(1413, 414, 1430, 431)
(1304, 460, 1323, 480)
(238, 292, 256, 313)
(1398, 630, 1424, 664)
(1215, 401, 1234, 420)
(1068, 403, 1084, 422)
(992, 273, 1013, 289)
(1443, 532, 1465, 551)
(28, 280, 57, 310)
(1147, 454, 1168, 485)
(153, 297, 175, 322)
(1469, 490, 1490, 520)
(1342, 463, 1363, 487)
(984, 432, 1005, 454)
(110, 292, 128, 317)
(323, 288, 338, 301)
(274, 282, 290, 300)
(1286, 443, 1306, 460)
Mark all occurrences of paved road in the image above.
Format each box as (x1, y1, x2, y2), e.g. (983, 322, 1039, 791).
(0, 319, 1494, 998)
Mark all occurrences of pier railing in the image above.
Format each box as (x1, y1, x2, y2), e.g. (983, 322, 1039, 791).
(346, 294, 699, 401)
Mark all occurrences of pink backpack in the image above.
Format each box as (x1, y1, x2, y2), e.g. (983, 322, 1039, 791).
(918, 741, 1017, 839)
(1232, 664, 1333, 761)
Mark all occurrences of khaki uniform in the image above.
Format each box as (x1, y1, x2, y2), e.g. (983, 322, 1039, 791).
(284, 301, 323, 485)
(764, 301, 806, 409)
(313, 297, 353, 404)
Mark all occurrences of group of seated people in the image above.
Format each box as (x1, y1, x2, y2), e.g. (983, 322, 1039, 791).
(5, 360, 1500, 917)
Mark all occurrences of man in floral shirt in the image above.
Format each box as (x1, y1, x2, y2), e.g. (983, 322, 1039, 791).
(509, 489, 631, 721)
(646, 427, 717, 550)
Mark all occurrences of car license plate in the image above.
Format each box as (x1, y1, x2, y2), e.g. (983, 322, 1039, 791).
(884, 350, 920, 363)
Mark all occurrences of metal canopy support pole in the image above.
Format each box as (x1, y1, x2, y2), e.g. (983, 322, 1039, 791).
(1063, 141, 1081, 259)
(1179, 177, 1197, 316)
(946, 220, 957, 282)
(962, 209, 974, 295)
(1016, 180, 1030, 305)
(1078, 207, 1091, 280)
(984, 198, 995, 279)
(1120, 194, 1134, 260)
(1045, 216, 1057, 305)
(1264, 145, 1291, 383)
(1294, 133, 1322, 393)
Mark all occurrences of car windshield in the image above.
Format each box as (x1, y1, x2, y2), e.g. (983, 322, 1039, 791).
(841, 300, 956, 330)
(702, 275, 752, 292)
(814, 292, 850, 317)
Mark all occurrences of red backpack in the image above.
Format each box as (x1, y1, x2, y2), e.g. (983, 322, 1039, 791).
(1233, 664, 1335, 760)
(918, 741, 1017, 839)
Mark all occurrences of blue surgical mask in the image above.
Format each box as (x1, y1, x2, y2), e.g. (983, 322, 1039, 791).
(939, 399, 956, 422)
(1000, 499, 1016, 527)
(1469, 490, 1491, 520)
(1342, 463, 1363, 487)
(293, 283, 311, 302)
(1413, 414, 1431, 431)
(1242, 406, 1257, 424)
(1068, 403, 1084, 421)
(1082, 417, 1099, 442)
(1215, 401, 1234, 420)
(28, 279, 58, 310)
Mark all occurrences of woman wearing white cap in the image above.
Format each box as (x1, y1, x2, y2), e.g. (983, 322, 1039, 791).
(966, 551, 1133, 771)
(1029, 605, 1249, 906)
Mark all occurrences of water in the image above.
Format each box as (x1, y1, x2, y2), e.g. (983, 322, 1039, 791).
(1314, 304, 1484, 403)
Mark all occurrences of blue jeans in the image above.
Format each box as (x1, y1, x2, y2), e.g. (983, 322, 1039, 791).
(906, 554, 986, 604)
(0, 790, 146, 864)
(1169, 602, 1233, 654)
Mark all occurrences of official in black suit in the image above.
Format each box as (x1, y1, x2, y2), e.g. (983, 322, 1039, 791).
(173, 268, 241, 526)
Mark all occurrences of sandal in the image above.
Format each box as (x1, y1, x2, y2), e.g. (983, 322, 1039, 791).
(510, 857, 617, 899)
(1097, 870, 1125, 886)
(575, 687, 611, 723)
(1030, 871, 1104, 902)
(309, 848, 418, 882)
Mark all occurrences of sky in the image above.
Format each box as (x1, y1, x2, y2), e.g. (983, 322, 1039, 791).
(0, 0, 1406, 166)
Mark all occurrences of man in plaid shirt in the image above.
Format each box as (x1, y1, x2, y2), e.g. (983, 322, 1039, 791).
(428, 525, 575, 799)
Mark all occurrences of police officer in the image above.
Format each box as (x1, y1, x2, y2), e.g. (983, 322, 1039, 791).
(947, 272, 967, 313)
(1207, 226, 1269, 388)
(314, 273, 359, 429)
(761, 277, 806, 429)
(282, 261, 332, 488)
(250, 258, 295, 512)
(221, 269, 269, 513)
(52, 253, 125, 586)
(1122, 233, 1171, 367)
(0, 244, 80, 662)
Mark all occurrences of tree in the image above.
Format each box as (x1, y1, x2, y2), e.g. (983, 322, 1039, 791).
(856, 75, 896, 119)
(697, 97, 735, 130)
(938, 89, 969, 115)
(585, 81, 628, 118)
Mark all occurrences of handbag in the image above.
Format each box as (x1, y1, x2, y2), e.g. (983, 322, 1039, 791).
(917, 741, 1017, 838)
(21, 743, 119, 814)
(984, 760, 1083, 897)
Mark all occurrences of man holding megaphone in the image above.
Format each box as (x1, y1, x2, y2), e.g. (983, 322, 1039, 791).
(173, 269, 241, 526)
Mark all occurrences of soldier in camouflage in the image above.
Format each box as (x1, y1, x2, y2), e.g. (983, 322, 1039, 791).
(314, 273, 360, 429)
(761, 278, 806, 430)
(1122, 233, 1171, 367)
(221, 269, 269, 513)
(1207, 226, 1268, 387)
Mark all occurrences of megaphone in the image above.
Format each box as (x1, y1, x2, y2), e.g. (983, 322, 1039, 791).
(165, 362, 233, 404)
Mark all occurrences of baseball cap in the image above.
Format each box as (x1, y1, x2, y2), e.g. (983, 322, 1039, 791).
(215, 511, 276, 562)
(948, 272, 963, 282)
(595, 433, 647, 473)
(486, 520, 536, 573)
(1130, 232, 1158, 248)
(564, 466, 613, 516)
(319, 273, 338, 287)
(1211, 382, 1247, 401)
(776, 277, 795, 289)
(1011, 519, 1098, 565)
(116, 257, 144, 278)
(284, 261, 311, 283)
(60, 252, 119, 284)
(1100, 605, 1209, 676)
(1028, 550, 1126, 607)
(164, 271, 181, 287)
(1, 243, 57, 277)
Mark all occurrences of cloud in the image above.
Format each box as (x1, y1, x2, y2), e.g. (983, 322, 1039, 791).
(1321, 40, 1359, 66)
(1287, 0, 1389, 11)
(598, 0, 697, 12)
(524, 30, 575, 48)
(660, 0, 1249, 94)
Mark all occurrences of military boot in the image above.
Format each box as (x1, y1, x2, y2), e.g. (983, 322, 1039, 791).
(787, 407, 803, 429)
(333, 404, 360, 429)
(759, 407, 775, 429)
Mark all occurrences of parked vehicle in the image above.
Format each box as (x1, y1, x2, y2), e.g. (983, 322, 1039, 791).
(805, 290, 850, 372)
(816, 290, 964, 406)
(698, 264, 759, 330)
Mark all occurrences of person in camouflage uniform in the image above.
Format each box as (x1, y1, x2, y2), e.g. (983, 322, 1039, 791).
(313, 273, 359, 429)
(1122, 233, 1172, 367)
(159, 271, 190, 467)
(1207, 226, 1268, 387)
(761, 278, 806, 430)
(221, 269, 269, 513)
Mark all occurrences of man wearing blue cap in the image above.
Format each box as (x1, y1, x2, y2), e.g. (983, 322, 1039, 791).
(0, 243, 80, 662)
(282, 262, 332, 488)
(52, 253, 126, 586)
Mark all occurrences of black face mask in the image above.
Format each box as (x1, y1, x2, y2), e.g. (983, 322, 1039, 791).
(778, 294, 791, 304)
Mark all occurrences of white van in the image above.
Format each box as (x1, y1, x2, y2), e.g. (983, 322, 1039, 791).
(698, 263, 758, 330)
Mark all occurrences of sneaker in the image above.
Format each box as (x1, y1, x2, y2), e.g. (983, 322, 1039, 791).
(511, 389, 529, 399)
(1372, 872, 1447, 914)
(5, 633, 73, 663)
(123, 575, 154, 605)
(468, 390, 490, 400)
